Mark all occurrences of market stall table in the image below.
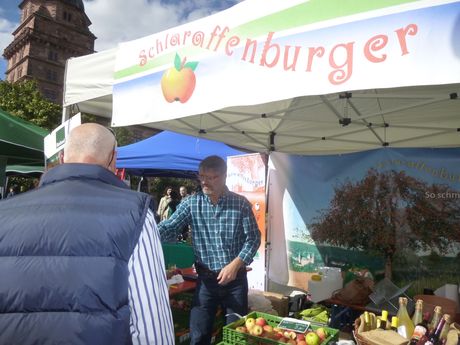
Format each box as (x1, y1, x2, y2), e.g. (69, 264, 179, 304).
(169, 267, 197, 296)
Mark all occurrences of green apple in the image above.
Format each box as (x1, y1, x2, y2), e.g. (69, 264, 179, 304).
(250, 324, 263, 336)
(305, 331, 321, 345)
(283, 330, 297, 339)
(245, 317, 256, 330)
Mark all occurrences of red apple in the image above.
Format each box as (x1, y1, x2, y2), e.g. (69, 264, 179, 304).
(160, 53, 198, 103)
(273, 332, 284, 339)
(255, 317, 267, 327)
(305, 331, 321, 345)
(235, 326, 247, 333)
(263, 325, 274, 333)
(297, 341, 307, 345)
(297, 333, 306, 341)
(315, 327, 328, 341)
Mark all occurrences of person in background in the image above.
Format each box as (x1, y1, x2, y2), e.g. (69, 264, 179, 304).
(178, 185, 191, 240)
(159, 155, 261, 345)
(179, 185, 189, 201)
(166, 189, 180, 219)
(0, 123, 174, 345)
(6, 186, 16, 198)
(157, 186, 173, 221)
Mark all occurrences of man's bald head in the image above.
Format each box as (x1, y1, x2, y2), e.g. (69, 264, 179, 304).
(64, 123, 117, 171)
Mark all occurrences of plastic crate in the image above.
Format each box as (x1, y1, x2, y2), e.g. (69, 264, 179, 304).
(223, 311, 339, 345)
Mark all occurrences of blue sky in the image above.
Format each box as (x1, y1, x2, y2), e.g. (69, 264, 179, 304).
(0, 0, 241, 80)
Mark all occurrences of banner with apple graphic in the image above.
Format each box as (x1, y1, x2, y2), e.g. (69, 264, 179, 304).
(111, 0, 460, 128)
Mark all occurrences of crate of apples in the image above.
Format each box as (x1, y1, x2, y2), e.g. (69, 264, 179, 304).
(230, 314, 334, 345)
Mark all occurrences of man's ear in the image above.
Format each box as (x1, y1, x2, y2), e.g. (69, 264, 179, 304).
(109, 150, 117, 173)
(58, 150, 65, 164)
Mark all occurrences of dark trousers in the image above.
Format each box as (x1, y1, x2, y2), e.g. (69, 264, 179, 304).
(189, 269, 248, 345)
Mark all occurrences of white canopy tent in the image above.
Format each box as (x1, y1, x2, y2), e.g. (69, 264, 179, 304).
(63, 0, 460, 155)
(62, 0, 460, 293)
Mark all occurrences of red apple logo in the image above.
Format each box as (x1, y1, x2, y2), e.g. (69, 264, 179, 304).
(161, 53, 198, 103)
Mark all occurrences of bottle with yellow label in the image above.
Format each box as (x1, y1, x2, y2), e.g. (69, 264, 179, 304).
(379, 310, 388, 330)
(391, 316, 399, 332)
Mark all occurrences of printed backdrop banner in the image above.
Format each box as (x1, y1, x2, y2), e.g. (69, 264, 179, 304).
(112, 0, 460, 127)
(268, 148, 460, 294)
(227, 153, 267, 290)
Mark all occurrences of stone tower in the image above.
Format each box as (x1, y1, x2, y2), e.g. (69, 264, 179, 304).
(3, 0, 96, 105)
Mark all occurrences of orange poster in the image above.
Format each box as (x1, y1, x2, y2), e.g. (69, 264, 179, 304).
(227, 153, 267, 290)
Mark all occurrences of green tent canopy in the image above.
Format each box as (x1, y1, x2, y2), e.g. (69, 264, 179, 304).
(0, 108, 48, 189)
(0, 108, 48, 165)
(6, 164, 44, 177)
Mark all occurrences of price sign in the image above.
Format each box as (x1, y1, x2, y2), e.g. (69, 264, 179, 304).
(277, 317, 311, 334)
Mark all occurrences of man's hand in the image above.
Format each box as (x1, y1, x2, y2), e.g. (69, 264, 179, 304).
(217, 257, 244, 285)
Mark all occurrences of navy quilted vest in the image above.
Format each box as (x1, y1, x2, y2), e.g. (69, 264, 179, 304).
(0, 163, 150, 345)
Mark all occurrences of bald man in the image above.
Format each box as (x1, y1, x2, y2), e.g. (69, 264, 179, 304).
(0, 123, 174, 345)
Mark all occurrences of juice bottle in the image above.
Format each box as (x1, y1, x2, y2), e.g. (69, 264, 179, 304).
(409, 311, 430, 345)
(424, 314, 447, 345)
(439, 314, 452, 344)
(412, 299, 424, 326)
(396, 297, 415, 339)
(391, 316, 399, 332)
(379, 310, 388, 329)
(429, 306, 443, 333)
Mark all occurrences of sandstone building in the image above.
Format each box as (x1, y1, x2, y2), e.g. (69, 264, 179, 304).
(3, 0, 95, 105)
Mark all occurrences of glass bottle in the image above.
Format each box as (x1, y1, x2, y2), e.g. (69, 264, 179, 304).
(438, 314, 451, 344)
(412, 299, 424, 326)
(391, 316, 399, 332)
(429, 306, 443, 333)
(364, 311, 371, 331)
(379, 310, 388, 330)
(424, 314, 447, 345)
(396, 297, 415, 339)
(409, 311, 430, 345)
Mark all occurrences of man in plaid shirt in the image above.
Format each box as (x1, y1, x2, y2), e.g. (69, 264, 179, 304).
(159, 155, 261, 345)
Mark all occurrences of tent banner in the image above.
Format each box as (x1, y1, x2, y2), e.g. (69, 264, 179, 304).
(267, 148, 460, 294)
(227, 153, 267, 290)
(112, 0, 460, 127)
(44, 113, 81, 167)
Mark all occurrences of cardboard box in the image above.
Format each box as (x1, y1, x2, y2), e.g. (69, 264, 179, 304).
(263, 291, 289, 316)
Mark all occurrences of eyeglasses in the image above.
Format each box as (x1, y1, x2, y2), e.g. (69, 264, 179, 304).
(197, 174, 221, 182)
(107, 127, 117, 168)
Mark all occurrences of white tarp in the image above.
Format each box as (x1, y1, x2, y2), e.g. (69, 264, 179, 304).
(63, 0, 460, 154)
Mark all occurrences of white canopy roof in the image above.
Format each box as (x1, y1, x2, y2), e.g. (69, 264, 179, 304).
(63, 0, 460, 154)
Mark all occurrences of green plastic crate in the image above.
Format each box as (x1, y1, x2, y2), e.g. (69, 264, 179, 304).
(162, 243, 194, 268)
(223, 311, 339, 345)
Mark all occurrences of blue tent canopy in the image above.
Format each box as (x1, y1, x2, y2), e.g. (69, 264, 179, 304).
(116, 131, 246, 178)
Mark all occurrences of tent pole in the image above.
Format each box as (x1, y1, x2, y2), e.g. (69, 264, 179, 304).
(0, 157, 7, 198)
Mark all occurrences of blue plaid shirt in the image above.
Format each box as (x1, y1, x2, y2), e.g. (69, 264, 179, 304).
(158, 189, 261, 272)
